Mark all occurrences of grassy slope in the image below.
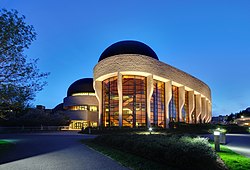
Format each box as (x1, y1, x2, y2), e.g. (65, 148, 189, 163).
(84, 137, 250, 170)
(0, 140, 13, 156)
(213, 144, 250, 170)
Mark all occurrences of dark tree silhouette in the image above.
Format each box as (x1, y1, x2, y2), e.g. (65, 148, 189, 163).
(0, 9, 49, 118)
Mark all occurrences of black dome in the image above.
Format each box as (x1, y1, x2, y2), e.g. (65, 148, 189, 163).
(98, 40, 159, 62)
(67, 78, 94, 96)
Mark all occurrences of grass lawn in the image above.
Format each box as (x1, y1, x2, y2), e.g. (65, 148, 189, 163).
(0, 139, 13, 156)
(82, 139, 177, 170)
(211, 143, 250, 170)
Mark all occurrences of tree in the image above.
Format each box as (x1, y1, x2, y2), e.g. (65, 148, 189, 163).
(226, 113, 235, 122)
(0, 9, 49, 118)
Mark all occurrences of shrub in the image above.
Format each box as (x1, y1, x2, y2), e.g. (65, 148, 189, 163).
(93, 134, 222, 169)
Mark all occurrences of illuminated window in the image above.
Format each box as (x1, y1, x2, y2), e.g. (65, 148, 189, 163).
(169, 86, 179, 122)
(102, 77, 119, 127)
(182, 91, 189, 123)
(68, 105, 87, 110)
(122, 75, 146, 127)
(89, 106, 98, 112)
(72, 92, 95, 96)
(150, 80, 165, 127)
(79, 106, 88, 110)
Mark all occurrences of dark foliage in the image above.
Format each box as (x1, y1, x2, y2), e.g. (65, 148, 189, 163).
(92, 134, 223, 170)
(81, 122, 248, 135)
(0, 9, 49, 118)
(0, 109, 69, 126)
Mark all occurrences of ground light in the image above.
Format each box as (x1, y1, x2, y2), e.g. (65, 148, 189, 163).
(215, 127, 227, 144)
(149, 127, 152, 134)
(214, 131, 220, 152)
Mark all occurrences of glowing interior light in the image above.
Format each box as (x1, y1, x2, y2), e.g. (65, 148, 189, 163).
(72, 92, 95, 96)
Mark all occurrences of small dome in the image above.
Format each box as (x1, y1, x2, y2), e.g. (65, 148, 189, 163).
(67, 78, 94, 96)
(98, 40, 159, 62)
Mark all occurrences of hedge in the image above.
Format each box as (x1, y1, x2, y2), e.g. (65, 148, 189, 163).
(92, 134, 224, 170)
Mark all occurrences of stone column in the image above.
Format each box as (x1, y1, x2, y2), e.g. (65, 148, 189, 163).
(117, 72, 123, 127)
(94, 81, 102, 127)
(178, 86, 185, 122)
(188, 91, 194, 124)
(195, 94, 201, 123)
(165, 81, 172, 128)
(201, 97, 206, 123)
(204, 99, 209, 123)
(209, 102, 212, 122)
(146, 75, 154, 128)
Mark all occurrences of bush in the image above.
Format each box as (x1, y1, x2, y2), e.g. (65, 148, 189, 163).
(81, 126, 150, 134)
(169, 122, 214, 134)
(92, 134, 222, 170)
(0, 109, 69, 126)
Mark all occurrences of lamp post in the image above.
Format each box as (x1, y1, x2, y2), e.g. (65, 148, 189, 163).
(214, 131, 220, 152)
(149, 127, 152, 135)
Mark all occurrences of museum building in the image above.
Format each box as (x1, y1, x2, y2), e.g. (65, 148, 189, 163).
(63, 78, 98, 129)
(62, 40, 212, 129)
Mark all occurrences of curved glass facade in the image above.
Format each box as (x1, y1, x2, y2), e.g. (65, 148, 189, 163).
(102, 76, 147, 127)
(122, 76, 146, 127)
(101, 76, 208, 127)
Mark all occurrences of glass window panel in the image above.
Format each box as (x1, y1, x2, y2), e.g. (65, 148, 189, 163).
(89, 106, 98, 112)
(102, 77, 119, 127)
(150, 80, 165, 127)
(169, 86, 179, 122)
(122, 75, 146, 127)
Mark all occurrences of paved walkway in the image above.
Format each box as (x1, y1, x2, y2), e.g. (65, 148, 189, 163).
(0, 131, 128, 170)
(225, 134, 250, 158)
(205, 133, 250, 158)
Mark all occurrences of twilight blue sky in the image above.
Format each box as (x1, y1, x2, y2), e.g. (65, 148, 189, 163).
(1, 0, 250, 116)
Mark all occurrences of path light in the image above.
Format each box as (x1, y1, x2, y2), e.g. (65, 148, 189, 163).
(215, 127, 227, 144)
(149, 127, 152, 134)
(214, 131, 220, 136)
(214, 130, 220, 152)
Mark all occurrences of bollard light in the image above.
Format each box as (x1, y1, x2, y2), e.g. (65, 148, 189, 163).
(149, 127, 152, 134)
(214, 131, 220, 136)
(214, 130, 220, 152)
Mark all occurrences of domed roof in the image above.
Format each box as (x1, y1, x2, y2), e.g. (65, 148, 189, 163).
(98, 40, 159, 62)
(67, 78, 94, 96)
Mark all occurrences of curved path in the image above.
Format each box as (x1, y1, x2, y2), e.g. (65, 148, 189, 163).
(205, 133, 250, 158)
(0, 131, 128, 170)
(225, 134, 250, 158)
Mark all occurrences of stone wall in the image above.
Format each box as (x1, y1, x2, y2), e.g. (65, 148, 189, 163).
(63, 95, 98, 107)
(94, 54, 211, 101)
